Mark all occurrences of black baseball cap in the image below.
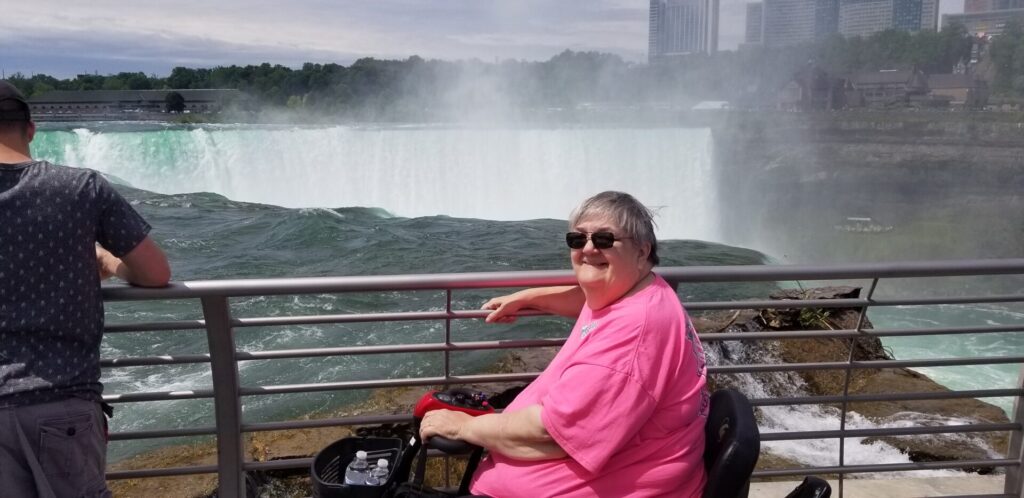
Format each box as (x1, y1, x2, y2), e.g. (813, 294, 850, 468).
(0, 80, 31, 122)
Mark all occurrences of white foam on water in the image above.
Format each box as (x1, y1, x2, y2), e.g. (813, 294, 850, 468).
(708, 340, 986, 478)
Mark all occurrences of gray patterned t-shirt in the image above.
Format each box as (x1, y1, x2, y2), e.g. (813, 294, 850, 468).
(0, 160, 151, 406)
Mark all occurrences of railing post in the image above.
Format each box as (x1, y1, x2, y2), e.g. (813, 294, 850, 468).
(202, 296, 245, 498)
(837, 278, 879, 498)
(1007, 364, 1024, 497)
(444, 289, 453, 381)
(443, 289, 454, 487)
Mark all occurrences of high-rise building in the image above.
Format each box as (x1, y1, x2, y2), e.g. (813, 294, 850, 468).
(649, 0, 720, 61)
(838, 0, 938, 37)
(965, 0, 1023, 11)
(815, 0, 841, 37)
(746, 2, 765, 43)
(760, 0, 840, 45)
(893, 0, 924, 30)
(763, 0, 818, 45)
(839, 0, 893, 37)
(649, 0, 664, 57)
(761, 0, 929, 45)
(965, 0, 994, 12)
(920, 0, 939, 30)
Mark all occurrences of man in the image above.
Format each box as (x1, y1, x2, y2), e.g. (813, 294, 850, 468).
(0, 80, 170, 498)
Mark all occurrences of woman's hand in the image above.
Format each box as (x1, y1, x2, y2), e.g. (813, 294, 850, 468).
(481, 293, 528, 324)
(419, 409, 473, 442)
(422, 405, 566, 461)
(481, 286, 586, 323)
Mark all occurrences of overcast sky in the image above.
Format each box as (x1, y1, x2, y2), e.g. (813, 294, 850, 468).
(1, 0, 964, 79)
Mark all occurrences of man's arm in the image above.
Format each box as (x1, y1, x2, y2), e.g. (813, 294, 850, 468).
(481, 286, 586, 323)
(97, 237, 171, 287)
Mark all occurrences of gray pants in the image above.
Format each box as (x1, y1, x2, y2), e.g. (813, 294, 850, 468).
(0, 398, 111, 498)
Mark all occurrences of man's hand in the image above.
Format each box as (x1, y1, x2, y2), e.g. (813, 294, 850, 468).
(96, 238, 171, 287)
(96, 245, 121, 281)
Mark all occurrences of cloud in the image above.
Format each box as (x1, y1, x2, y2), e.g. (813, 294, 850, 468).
(0, 0, 661, 77)
(0, 0, 964, 78)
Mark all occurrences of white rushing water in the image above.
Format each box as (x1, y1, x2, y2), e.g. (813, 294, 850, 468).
(707, 339, 1001, 478)
(48, 125, 719, 241)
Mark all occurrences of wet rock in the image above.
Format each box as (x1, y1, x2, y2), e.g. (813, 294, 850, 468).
(851, 367, 1010, 474)
(699, 286, 1012, 473)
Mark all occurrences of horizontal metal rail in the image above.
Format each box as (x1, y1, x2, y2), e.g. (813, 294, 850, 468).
(751, 388, 1024, 406)
(106, 458, 1022, 482)
(95, 259, 1024, 497)
(243, 413, 414, 433)
(704, 324, 1024, 341)
(104, 319, 207, 333)
(760, 423, 1020, 441)
(105, 311, 1024, 338)
(234, 338, 566, 361)
(109, 426, 219, 441)
(96, 324, 1024, 370)
(97, 333, 1023, 369)
(99, 259, 1024, 301)
(752, 459, 1021, 478)
(707, 356, 1024, 374)
(104, 389, 214, 403)
(106, 464, 220, 480)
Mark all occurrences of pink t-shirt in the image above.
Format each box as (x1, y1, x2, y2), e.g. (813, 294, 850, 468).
(470, 275, 709, 498)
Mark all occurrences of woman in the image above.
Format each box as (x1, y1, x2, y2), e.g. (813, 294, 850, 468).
(419, 191, 709, 497)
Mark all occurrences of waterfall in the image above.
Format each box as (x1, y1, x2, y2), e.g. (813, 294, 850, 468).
(34, 124, 719, 241)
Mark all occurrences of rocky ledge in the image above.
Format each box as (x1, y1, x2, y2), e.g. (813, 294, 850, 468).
(695, 286, 1011, 475)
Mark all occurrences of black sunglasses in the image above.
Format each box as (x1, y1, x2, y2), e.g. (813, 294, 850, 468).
(565, 231, 631, 249)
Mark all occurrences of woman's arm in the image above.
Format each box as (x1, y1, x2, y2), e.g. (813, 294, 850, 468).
(419, 405, 567, 461)
(482, 286, 586, 323)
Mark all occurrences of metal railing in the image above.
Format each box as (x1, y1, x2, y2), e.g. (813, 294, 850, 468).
(99, 259, 1024, 498)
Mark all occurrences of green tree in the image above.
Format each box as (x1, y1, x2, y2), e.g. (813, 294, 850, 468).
(30, 82, 55, 98)
(167, 67, 198, 89)
(164, 91, 186, 113)
(102, 78, 127, 91)
(990, 21, 1023, 95)
(74, 74, 106, 91)
(118, 72, 153, 90)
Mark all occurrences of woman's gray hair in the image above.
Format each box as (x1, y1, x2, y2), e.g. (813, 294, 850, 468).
(569, 191, 660, 266)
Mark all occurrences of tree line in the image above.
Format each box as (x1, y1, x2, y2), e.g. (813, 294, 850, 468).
(989, 21, 1024, 96)
(7, 23, 1016, 119)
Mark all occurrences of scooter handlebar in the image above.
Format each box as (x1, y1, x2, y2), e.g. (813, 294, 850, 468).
(426, 435, 478, 454)
(415, 388, 494, 454)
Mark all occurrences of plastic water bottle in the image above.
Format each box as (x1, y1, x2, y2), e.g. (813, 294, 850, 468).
(343, 450, 370, 485)
(364, 458, 390, 486)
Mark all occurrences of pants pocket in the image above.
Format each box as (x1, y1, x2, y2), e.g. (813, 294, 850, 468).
(37, 409, 105, 493)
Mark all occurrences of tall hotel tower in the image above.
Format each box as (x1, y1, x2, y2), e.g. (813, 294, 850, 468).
(649, 0, 721, 61)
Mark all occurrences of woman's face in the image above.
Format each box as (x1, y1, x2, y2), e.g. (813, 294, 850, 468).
(570, 214, 651, 307)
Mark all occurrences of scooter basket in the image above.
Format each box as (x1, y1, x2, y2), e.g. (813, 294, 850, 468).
(311, 436, 404, 498)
